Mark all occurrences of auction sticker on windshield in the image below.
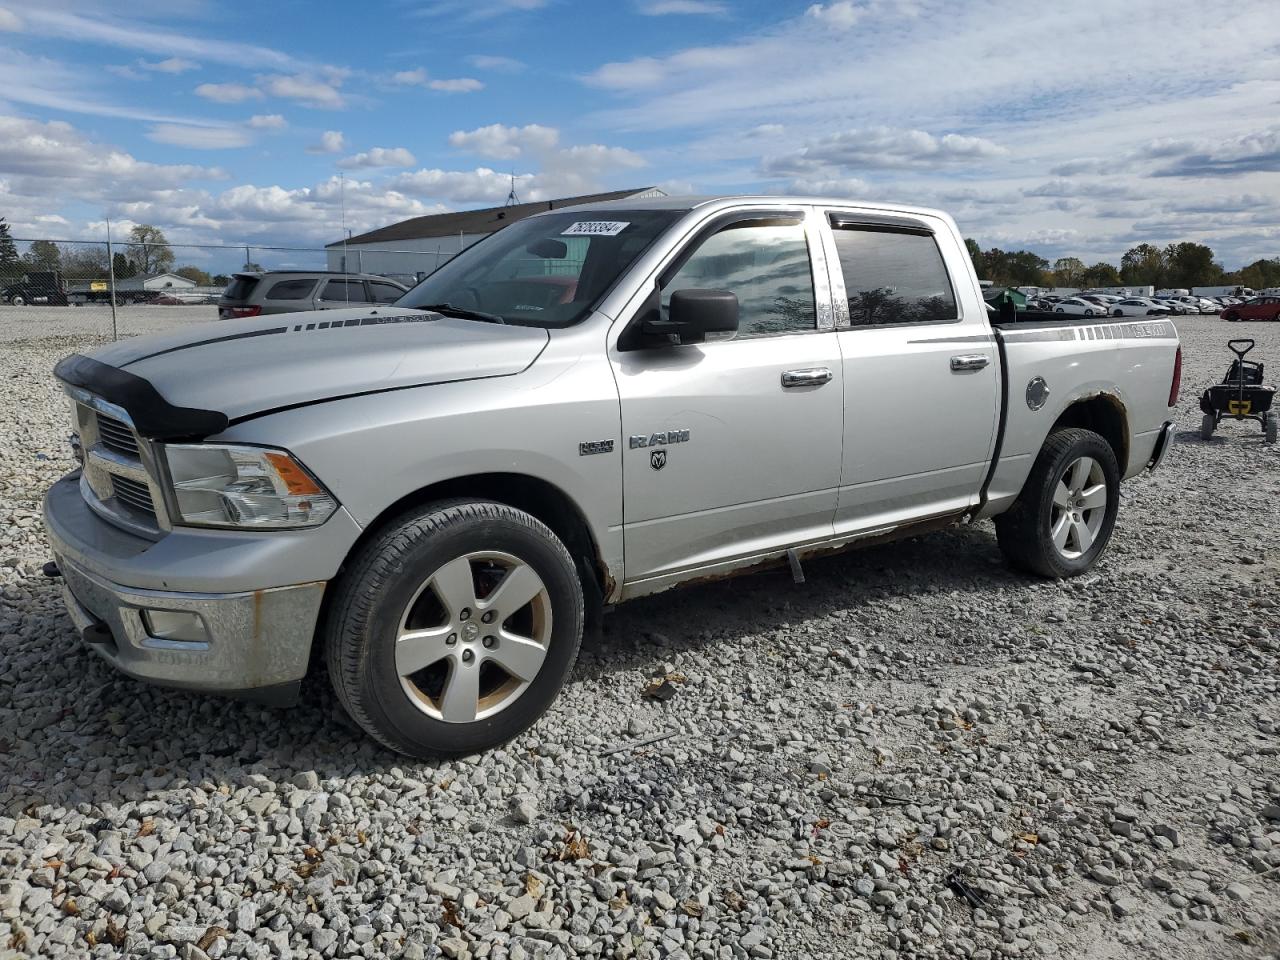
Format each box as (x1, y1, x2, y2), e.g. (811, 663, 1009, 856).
(562, 221, 630, 237)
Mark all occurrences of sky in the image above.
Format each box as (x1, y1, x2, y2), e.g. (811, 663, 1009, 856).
(1, 0, 1278, 272)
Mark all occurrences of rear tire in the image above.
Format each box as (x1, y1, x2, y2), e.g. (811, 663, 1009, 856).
(1200, 413, 1216, 440)
(324, 499, 584, 757)
(1266, 413, 1278, 444)
(995, 428, 1120, 579)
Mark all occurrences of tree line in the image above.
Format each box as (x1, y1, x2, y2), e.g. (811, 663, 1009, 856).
(0, 219, 228, 287)
(966, 238, 1279, 291)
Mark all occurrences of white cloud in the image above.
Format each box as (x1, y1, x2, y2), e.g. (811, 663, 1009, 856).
(804, 1, 863, 29)
(763, 127, 1007, 176)
(0, 7, 23, 31)
(337, 146, 417, 169)
(260, 73, 345, 108)
(467, 54, 525, 72)
(390, 69, 484, 93)
(141, 57, 198, 74)
(388, 167, 521, 205)
(413, 0, 549, 19)
(18, 9, 294, 69)
(147, 124, 254, 150)
(787, 176, 871, 197)
(308, 130, 346, 154)
(638, 0, 727, 14)
(429, 77, 484, 93)
(247, 114, 287, 129)
(195, 82, 263, 103)
(448, 123, 560, 159)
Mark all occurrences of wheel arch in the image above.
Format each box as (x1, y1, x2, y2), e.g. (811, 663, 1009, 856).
(1048, 393, 1129, 473)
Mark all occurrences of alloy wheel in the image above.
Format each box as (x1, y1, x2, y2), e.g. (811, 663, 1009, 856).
(1049, 456, 1107, 559)
(395, 551, 552, 723)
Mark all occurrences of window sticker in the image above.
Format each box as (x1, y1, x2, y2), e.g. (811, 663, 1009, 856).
(561, 221, 630, 237)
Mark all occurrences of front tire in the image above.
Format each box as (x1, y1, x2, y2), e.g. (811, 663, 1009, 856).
(1201, 413, 1216, 440)
(324, 500, 584, 757)
(995, 428, 1120, 578)
(1266, 413, 1278, 444)
(10, 295, 25, 307)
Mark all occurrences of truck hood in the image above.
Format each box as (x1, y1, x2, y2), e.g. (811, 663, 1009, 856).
(67, 306, 549, 432)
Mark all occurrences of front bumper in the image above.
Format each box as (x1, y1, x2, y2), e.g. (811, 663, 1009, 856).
(43, 472, 346, 700)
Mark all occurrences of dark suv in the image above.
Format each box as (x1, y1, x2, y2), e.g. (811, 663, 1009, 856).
(218, 271, 409, 319)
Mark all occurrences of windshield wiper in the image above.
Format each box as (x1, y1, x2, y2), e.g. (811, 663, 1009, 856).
(418, 302, 506, 324)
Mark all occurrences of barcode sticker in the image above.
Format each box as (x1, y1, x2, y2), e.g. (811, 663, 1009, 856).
(561, 221, 630, 237)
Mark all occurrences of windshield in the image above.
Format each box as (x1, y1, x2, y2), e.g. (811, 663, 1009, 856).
(396, 209, 684, 327)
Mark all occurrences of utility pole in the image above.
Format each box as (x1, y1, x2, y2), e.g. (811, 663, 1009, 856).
(105, 217, 118, 341)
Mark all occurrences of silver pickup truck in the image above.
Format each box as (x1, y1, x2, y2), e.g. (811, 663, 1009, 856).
(43, 195, 1180, 756)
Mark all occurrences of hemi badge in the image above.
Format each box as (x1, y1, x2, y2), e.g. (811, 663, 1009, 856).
(579, 440, 615, 456)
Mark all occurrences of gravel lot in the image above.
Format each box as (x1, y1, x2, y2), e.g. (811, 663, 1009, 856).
(0, 313, 1277, 960)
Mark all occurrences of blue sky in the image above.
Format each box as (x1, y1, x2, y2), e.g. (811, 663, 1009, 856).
(1, 0, 1278, 270)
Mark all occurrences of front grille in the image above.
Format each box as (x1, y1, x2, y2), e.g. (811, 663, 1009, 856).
(110, 475, 157, 519)
(96, 413, 140, 458)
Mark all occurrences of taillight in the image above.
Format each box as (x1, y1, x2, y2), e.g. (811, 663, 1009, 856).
(228, 305, 261, 318)
(1169, 346, 1182, 406)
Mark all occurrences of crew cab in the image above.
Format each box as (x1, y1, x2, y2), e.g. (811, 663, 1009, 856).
(1223, 296, 1280, 322)
(42, 196, 1181, 756)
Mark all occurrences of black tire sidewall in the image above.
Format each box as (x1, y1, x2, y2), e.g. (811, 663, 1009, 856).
(340, 506, 583, 756)
(1034, 433, 1120, 577)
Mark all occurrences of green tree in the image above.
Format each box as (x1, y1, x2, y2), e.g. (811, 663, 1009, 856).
(62, 245, 109, 280)
(23, 239, 62, 272)
(964, 237, 982, 267)
(174, 265, 212, 285)
(1081, 262, 1122, 287)
(1230, 258, 1280, 291)
(113, 251, 137, 279)
(1120, 243, 1167, 288)
(1163, 242, 1221, 288)
(0, 218, 20, 278)
(211, 274, 231, 286)
(127, 224, 175, 275)
(1051, 257, 1086, 287)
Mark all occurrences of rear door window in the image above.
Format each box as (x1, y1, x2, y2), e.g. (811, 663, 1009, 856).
(265, 278, 317, 301)
(830, 225, 958, 326)
(320, 279, 368, 303)
(369, 281, 404, 304)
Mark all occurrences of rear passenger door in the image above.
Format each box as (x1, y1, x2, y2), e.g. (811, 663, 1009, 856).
(316, 279, 371, 309)
(820, 211, 1000, 534)
(369, 280, 406, 305)
(259, 277, 317, 315)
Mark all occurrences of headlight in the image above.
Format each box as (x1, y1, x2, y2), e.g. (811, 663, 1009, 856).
(161, 444, 337, 529)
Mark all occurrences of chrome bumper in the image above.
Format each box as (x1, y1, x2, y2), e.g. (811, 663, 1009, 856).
(44, 473, 329, 702)
(1147, 420, 1176, 472)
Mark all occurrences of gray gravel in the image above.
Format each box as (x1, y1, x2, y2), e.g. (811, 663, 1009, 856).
(0, 315, 1278, 960)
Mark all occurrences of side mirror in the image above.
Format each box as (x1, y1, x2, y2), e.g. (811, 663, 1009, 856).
(526, 238, 568, 260)
(642, 288, 739, 344)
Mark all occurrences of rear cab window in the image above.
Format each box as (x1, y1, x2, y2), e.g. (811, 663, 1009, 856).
(828, 219, 958, 327)
(369, 281, 404, 304)
(222, 275, 259, 301)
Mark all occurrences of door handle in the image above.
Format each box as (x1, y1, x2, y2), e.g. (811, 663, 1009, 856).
(950, 354, 990, 372)
(781, 367, 833, 388)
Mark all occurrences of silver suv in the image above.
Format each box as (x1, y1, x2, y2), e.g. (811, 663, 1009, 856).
(218, 271, 408, 319)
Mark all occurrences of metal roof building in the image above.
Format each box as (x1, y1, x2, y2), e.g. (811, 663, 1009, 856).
(325, 187, 667, 281)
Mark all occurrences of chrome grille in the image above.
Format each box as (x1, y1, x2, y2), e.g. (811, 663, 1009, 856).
(96, 413, 140, 458)
(109, 474, 157, 518)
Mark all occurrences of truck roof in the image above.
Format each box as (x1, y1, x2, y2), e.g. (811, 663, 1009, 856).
(549, 194, 951, 222)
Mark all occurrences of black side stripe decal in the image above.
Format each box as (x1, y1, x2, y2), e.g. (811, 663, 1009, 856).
(123, 326, 289, 367)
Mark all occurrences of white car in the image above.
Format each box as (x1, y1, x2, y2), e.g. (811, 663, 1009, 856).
(1156, 299, 1193, 315)
(1177, 296, 1218, 314)
(1054, 297, 1103, 316)
(1108, 298, 1171, 317)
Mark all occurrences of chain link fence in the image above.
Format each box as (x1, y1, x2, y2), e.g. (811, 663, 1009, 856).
(0, 236, 459, 344)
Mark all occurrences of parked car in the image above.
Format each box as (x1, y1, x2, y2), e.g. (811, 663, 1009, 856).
(1222, 295, 1280, 322)
(3, 270, 69, 306)
(218, 271, 409, 319)
(44, 195, 1180, 756)
(1054, 297, 1104, 316)
(1108, 298, 1171, 317)
(1174, 296, 1218, 314)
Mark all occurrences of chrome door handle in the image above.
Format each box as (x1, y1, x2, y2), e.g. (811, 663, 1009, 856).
(781, 367, 833, 388)
(950, 354, 990, 372)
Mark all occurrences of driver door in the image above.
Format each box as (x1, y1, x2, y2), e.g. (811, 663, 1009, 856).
(610, 209, 845, 593)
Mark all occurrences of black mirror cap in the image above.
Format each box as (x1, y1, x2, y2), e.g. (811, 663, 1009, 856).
(525, 238, 568, 260)
(668, 288, 739, 342)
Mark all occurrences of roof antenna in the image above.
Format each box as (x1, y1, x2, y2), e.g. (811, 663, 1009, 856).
(505, 171, 520, 207)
